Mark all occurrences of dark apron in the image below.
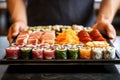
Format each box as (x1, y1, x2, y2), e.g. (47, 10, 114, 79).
(27, 0, 96, 26)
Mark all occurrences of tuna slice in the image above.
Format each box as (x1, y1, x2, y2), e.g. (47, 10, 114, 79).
(41, 31, 55, 44)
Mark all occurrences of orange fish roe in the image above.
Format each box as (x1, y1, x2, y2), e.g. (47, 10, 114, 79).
(55, 29, 80, 44)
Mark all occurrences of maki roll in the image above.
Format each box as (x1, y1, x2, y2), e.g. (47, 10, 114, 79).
(84, 27, 93, 33)
(79, 47, 92, 59)
(25, 44, 36, 48)
(103, 47, 116, 59)
(52, 25, 62, 33)
(32, 47, 43, 59)
(75, 44, 84, 49)
(44, 47, 55, 59)
(68, 47, 78, 59)
(62, 25, 71, 32)
(92, 47, 103, 59)
(38, 43, 50, 48)
(6, 46, 20, 59)
(71, 25, 84, 33)
(50, 44, 60, 50)
(20, 47, 32, 59)
(62, 44, 72, 49)
(11, 43, 24, 48)
(55, 47, 67, 59)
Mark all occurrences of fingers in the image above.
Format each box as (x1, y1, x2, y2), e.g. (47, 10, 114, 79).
(107, 24, 116, 42)
(12, 23, 20, 37)
(7, 22, 26, 43)
(92, 20, 116, 43)
(7, 23, 18, 43)
(92, 23, 106, 35)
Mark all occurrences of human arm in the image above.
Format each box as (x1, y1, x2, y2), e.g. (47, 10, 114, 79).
(93, 0, 120, 42)
(7, 0, 27, 43)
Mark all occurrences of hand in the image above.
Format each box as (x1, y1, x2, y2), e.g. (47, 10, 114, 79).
(93, 18, 116, 43)
(8, 21, 27, 43)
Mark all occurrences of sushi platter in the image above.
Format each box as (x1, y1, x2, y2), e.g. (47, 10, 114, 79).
(1, 25, 120, 65)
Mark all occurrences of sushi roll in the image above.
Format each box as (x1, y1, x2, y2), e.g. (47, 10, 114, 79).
(79, 47, 92, 59)
(103, 47, 116, 59)
(20, 47, 32, 59)
(84, 27, 93, 33)
(11, 43, 24, 48)
(75, 44, 84, 49)
(107, 47, 116, 59)
(50, 44, 61, 50)
(44, 47, 55, 59)
(38, 43, 50, 48)
(32, 47, 44, 59)
(55, 47, 67, 59)
(6, 46, 20, 59)
(62, 25, 71, 32)
(52, 25, 62, 32)
(92, 47, 104, 59)
(71, 25, 84, 33)
(25, 44, 36, 48)
(68, 47, 78, 59)
(62, 44, 72, 49)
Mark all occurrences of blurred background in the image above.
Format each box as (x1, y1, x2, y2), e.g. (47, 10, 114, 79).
(0, 0, 120, 36)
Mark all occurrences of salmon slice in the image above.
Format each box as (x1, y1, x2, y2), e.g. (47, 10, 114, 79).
(16, 37, 28, 45)
(17, 34, 29, 38)
(27, 38, 38, 45)
(41, 31, 55, 44)
(29, 31, 44, 39)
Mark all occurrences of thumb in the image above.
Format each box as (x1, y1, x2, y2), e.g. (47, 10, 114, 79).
(12, 23, 25, 37)
(12, 25, 19, 37)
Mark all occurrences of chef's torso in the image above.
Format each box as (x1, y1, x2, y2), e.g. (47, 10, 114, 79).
(27, 0, 95, 26)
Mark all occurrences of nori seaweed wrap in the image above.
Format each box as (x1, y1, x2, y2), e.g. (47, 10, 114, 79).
(20, 47, 32, 59)
(55, 47, 67, 59)
(68, 47, 78, 59)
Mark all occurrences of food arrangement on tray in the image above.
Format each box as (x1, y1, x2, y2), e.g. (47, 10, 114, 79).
(5, 25, 116, 60)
